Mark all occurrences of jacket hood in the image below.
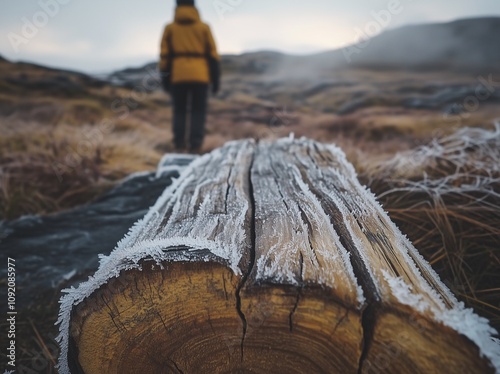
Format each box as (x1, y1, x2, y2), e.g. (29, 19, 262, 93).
(174, 6, 200, 24)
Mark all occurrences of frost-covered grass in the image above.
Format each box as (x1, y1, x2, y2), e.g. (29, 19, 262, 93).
(364, 123, 500, 332)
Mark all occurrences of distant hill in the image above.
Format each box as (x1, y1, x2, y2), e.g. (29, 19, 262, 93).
(326, 17, 500, 73)
(107, 17, 500, 85)
(5, 17, 497, 89)
(274, 17, 500, 76)
(0, 56, 106, 97)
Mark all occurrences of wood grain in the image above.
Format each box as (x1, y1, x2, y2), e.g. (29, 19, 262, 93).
(64, 138, 496, 374)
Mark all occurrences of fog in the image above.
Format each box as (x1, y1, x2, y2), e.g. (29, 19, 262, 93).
(1, 0, 500, 73)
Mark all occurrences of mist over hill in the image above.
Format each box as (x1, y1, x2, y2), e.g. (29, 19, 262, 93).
(333, 17, 500, 73)
(257, 17, 500, 78)
(103, 17, 500, 87)
(2, 16, 499, 86)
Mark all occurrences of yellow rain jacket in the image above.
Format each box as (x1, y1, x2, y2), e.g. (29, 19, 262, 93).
(160, 6, 220, 84)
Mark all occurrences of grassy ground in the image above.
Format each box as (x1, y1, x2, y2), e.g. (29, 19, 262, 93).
(362, 124, 500, 330)
(3, 63, 500, 220)
(0, 58, 172, 219)
(1, 60, 499, 371)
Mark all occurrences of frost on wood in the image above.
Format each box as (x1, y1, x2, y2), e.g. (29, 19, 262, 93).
(384, 271, 500, 370)
(58, 136, 499, 373)
(279, 136, 499, 372)
(251, 141, 364, 308)
(56, 140, 254, 374)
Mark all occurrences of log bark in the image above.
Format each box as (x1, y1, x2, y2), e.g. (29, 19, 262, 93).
(58, 138, 498, 374)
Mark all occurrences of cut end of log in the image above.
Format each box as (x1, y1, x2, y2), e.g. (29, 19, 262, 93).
(58, 138, 500, 374)
(70, 261, 241, 373)
(69, 260, 363, 373)
(364, 305, 494, 373)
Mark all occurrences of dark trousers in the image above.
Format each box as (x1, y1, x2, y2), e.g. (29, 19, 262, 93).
(171, 83, 208, 150)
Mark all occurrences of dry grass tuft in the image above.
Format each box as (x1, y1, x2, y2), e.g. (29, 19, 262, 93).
(363, 123, 500, 331)
(0, 98, 169, 220)
(0, 123, 112, 220)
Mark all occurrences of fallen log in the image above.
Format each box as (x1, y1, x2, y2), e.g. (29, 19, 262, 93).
(57, 138, 500, 373)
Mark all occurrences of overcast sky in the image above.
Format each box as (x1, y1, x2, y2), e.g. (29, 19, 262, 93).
(1, 0, 499, 73)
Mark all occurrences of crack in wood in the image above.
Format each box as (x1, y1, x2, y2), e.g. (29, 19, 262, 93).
(301, 152, 380, 303)
(357, 303, 378, 374)
(296, 146, 383, 373)
(222, 273, 229, 301)
(268, 161, 291, 212)
(157, 311, 169, 334)
(234, 145, 257, 362)
(224, 159, 235, 215)
(207, 314, 217, 336)
(332, 309, 349, 337)
(298, 252, 304, 285)
(296, 204, 320, 271)
(288, 291, 301, 333)
(134, 277, 150, 306)
(288, 254, 303, 333)
(102, 294, 127, 333)
(107, 311, 124, 334)
(169, 358, 185, 374)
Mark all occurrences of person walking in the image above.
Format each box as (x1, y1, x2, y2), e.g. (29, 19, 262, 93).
(159, 0, 220, 154)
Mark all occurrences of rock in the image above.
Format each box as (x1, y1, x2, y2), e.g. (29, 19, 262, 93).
(0, 155, 194, 307)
